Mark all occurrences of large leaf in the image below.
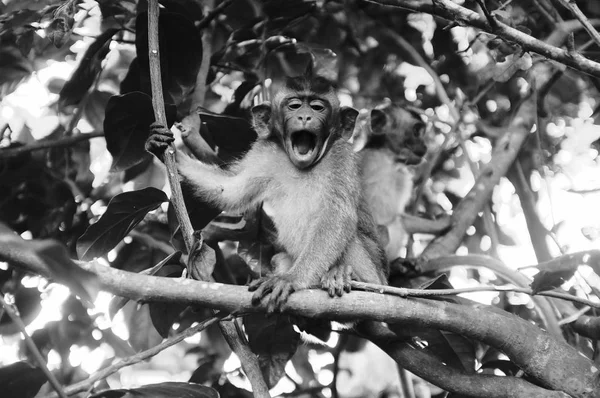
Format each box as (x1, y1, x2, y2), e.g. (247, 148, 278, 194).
(199, 109, 256, 155)
(77, 187, 169, 260)
(122, 301, 162, 352)
(59, 28, 119, 108)
(244, 313, 300, 388)
(90, 382, 219, 398)
(0, 46, 32, 99)
(45, 2, 75, 48)
(0, 224, 99, 303)
(103, 92, 176, 172)
(135, 11, 203, 105)
(0, 362, 46, 398)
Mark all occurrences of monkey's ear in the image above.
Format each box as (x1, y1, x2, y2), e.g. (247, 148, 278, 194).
(370, 109, 388, 135)
(340, 107, 359, 140)
(251, 102, 272, 139)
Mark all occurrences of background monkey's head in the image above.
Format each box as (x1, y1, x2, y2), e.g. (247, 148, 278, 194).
(251, 75, 358, 169)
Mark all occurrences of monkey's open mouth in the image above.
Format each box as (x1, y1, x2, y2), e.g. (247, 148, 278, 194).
(291, 130, 317, 157)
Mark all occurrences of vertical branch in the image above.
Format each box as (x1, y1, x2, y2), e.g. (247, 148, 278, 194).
(147, 0, 194, 252)
(146, 2, 270, 396)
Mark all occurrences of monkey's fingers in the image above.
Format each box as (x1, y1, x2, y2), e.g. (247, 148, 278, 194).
(149, 121, 171, 135)
(145, 128, 175, 159)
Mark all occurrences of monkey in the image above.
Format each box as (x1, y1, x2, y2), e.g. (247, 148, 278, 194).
(355, 103, 427, 261)
(146, 74, 388, 313)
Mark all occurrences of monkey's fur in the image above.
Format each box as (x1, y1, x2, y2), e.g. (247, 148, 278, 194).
(147, 74, 388, 312)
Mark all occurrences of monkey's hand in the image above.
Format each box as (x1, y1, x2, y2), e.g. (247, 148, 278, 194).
(145, 122, 174, 161)
(248, 275, 298, 313)
(321, 263, 352, 297)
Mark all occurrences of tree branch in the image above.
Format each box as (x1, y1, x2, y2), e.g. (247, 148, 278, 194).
(147, 0, 195, 252)
(555, 0, 600, 49)
(363, 323, 570, 398)
(146, 3, 269, 395)
(42, 313, 227, 398)
(2, 242, 597, 397)
(352, 280, 600, 309)
(366, 0, 600, 78)
(0, 132, 103, 159)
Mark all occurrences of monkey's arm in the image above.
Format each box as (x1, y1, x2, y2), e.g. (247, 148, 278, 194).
(146, 123, 272, 212)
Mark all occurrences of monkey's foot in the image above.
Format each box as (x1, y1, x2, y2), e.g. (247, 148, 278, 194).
(145, 122, 174, 159)
(321, 263, 351, 297)
(248, 275, 297, 313)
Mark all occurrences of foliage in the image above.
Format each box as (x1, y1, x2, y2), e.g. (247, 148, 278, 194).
(1, 0, 600, 397)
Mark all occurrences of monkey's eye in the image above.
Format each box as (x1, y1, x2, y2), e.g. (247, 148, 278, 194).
(288, 99, 302, 110)
(310, 101, 325, 111)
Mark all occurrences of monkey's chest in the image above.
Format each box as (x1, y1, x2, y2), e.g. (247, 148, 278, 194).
(263, 180, 324, 258)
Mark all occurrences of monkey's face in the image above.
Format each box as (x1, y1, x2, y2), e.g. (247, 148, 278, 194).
(251, 75, 358, 170)
(281, 97, 331, 169)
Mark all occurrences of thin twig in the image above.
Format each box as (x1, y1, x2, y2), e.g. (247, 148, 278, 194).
(42, 313, 228, 398)
(0, 132, 103, 159)
(556, 0, 600, 49)
(197, 0, 234, 31)
(0, 293, 68, 398)
(351, 281, 600, 309)
(366, 0, 600, 78)
(473, 0, 498, 31)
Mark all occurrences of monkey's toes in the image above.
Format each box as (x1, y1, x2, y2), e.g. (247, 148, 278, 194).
(321, 266, 352, 297)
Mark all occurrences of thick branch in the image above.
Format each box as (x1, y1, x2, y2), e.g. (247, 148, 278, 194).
(421, 99, 534, 260)
(364, 323, 570, 398)
(366, 0, 600, 78)
(80, 263, 598, 397)
(2, 244, 597, 397)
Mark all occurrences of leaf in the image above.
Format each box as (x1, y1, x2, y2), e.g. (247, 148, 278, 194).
(199, 109, 257, 156)
(149, 300, 187, 338)
(90, 382, 219, 398)
(45, 2, 76, 48)
(148, 261, 186, 338)
(0, 362, 46, 398)
(529, 252, 599, 293)
(189, 239, 216, 282)
(244, 313, 300, 388)
(0, 225, 100, 303)
(103, 92, 176, 171)
(135, 11, 203, 105)
(0, 46, 32, 100)
(59, 29, 119, 108)
(84, 90, 112, 132)
(123, 301, 163, 352)
(76, 187, 169, 260)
